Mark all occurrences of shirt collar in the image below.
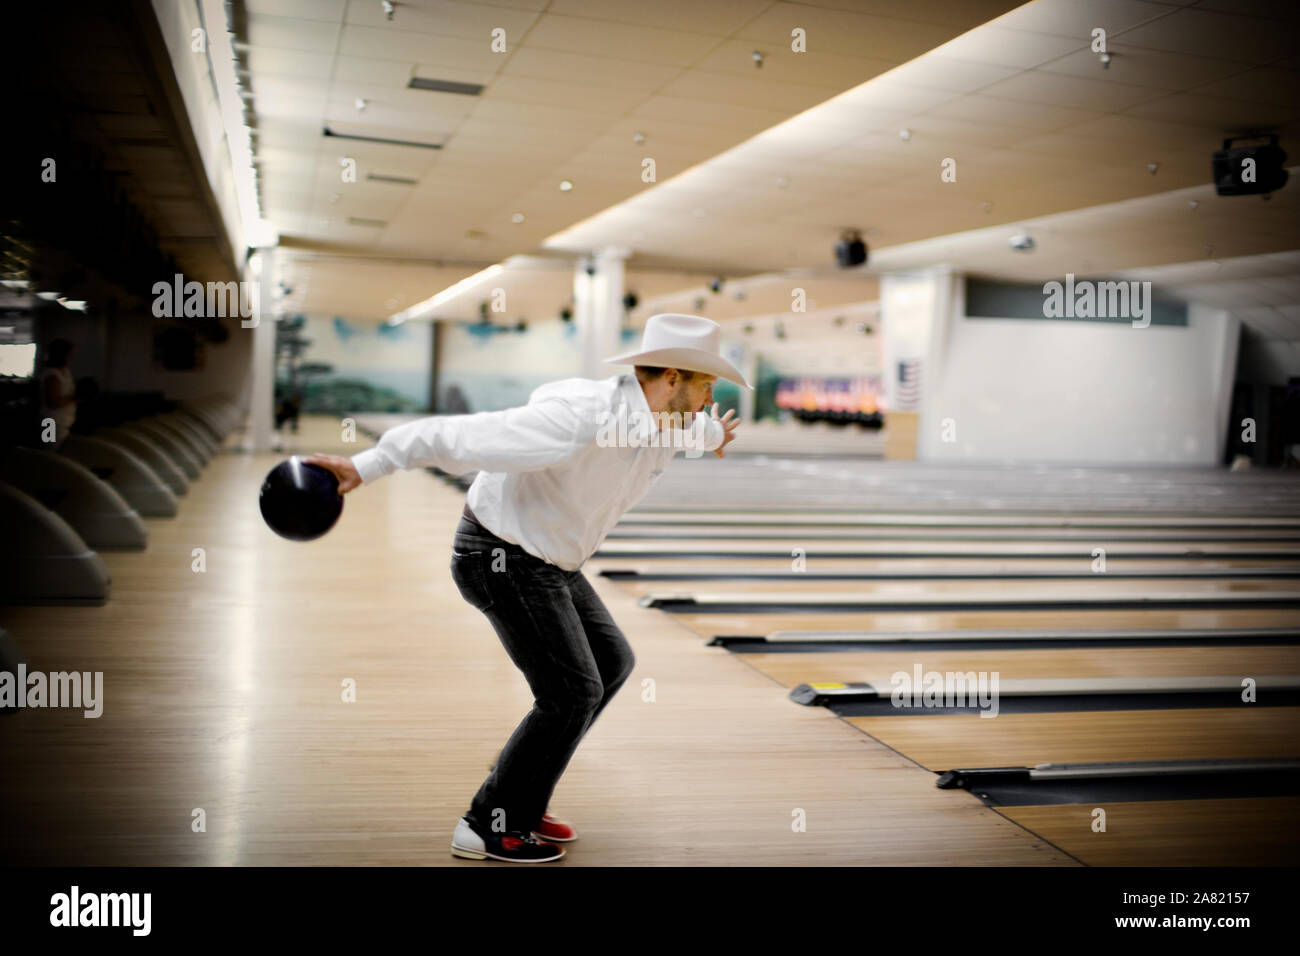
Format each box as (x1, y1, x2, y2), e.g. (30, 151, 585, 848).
(620, 373, 659, 438)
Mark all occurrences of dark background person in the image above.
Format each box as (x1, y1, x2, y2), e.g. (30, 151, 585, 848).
(36, 337, 77, 448)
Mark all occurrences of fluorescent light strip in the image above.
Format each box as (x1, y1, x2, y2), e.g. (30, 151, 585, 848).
(390, 264, 505, 324)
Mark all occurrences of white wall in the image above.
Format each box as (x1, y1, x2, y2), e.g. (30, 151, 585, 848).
(106, 313, 253, 403)
(920, 287, 1239, 466)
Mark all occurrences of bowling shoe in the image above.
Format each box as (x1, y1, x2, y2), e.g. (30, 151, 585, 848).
(451, 817, 565, 863)
(532, 813, 577, 842)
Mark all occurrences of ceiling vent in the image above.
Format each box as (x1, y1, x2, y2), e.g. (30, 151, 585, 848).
(408, 77, 484, 96)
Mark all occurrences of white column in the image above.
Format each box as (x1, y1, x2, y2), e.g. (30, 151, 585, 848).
(738, 343, 757, 422)
(241, 247, 277, 453)
(879, 266, 955, 461)
(575, 246, 628, 380)
(1209, 308, 1241, 465)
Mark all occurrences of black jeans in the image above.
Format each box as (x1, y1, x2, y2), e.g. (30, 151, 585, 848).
(450, 512, 635, 836)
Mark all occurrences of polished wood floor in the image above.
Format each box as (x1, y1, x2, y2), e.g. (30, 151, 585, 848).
(0, 418, 1071, 865)
(998, 798, 1300, 866)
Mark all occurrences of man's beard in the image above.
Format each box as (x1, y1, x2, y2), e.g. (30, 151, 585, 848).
(666, 387, 698, 419)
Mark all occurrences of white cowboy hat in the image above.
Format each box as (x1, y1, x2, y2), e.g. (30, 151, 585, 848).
(603, 313, 753, 390)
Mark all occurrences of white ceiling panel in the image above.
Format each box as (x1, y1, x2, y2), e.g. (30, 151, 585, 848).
(217, 0, 1296, 319)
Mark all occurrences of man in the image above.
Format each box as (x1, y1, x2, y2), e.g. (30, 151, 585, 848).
(37, 338, 78, 448)
(306, 313, 749, 863)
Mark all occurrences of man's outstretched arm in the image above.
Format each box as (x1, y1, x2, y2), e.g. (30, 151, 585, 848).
(305, 397, 592, 493)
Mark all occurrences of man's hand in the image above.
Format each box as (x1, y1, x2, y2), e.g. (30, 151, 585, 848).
(709, 404, 739, 458)
(303, 454, 362, 494)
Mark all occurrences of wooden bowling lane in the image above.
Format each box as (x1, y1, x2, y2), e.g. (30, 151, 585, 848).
(4, 416, 1083, 866)
(605, 525, 1300, 541)
(997, 797, 1300, 866)
(641, 588, 1300, 615)
(743, 645, 1300, 691)
(619, 511, 1300, 529)
(672, 607, 1300, 640)
(591, 556, 1300, 575)
(624, 577, 1300, 598)
(840, 708, 1300, 771)
(596, 539, 1300, 558)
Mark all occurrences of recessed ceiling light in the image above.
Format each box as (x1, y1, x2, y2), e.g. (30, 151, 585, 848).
(35, 291, 61, 300)
(559, 180, 573, 192)
(898, 128, 912, 141)
(633, 132, 645, 144)
(511, 213, 525, 223)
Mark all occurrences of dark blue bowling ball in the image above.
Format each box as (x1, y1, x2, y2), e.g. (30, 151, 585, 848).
(259, 457, 343, 541)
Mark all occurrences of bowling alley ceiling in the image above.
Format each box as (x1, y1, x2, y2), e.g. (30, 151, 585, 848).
(2, 1, 240, 308)
(232, 0, 1021, 316)
(222, 0, 1299, 320)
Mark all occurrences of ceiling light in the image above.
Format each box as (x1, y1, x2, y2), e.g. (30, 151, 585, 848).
(35, 291, 61, 300)
(1, 279, 30, 290)
(1008, 231, 1034, 252)
(355, 98, 367, 111)
(633, 132, 645, 144)
(57, 297, 87, 311)
(899, 128, 912, 142)
(511, 213, 525, 223)
(559, 180, 573, 192)
(382, 0, 394, 20)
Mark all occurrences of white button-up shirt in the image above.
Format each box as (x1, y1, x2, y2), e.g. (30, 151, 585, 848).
(351, 373, 725, 570)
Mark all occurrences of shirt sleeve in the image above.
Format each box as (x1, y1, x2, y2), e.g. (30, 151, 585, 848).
(350, 397, 596, 484)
